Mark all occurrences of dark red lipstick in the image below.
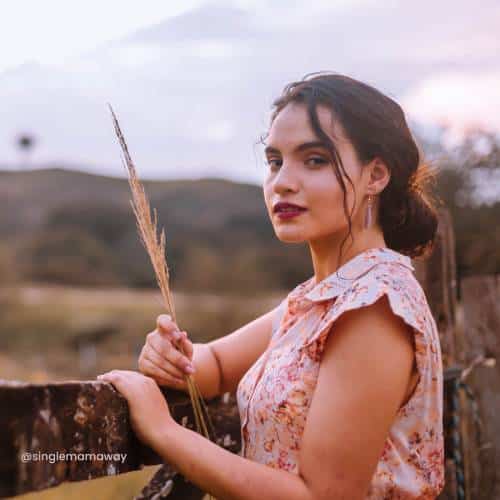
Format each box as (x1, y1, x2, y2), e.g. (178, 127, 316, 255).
(273, 202, 307, 220)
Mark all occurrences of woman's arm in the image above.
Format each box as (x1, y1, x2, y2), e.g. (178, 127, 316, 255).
(139, 304, 280, 400)
(297, 295, 416, 499)
(205, 304, 280, 394)
(98, 366, 311, 500)
(175, 343, 222, 399)
(155, 422, 312, 500)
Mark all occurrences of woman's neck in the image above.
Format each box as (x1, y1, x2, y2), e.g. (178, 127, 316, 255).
(309, 228, 387, 284)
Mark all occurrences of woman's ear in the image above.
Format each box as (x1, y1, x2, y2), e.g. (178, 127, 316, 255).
(367, 158, 390, 194)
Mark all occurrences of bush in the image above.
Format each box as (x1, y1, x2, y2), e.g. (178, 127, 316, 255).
(16, 228, 124, 286)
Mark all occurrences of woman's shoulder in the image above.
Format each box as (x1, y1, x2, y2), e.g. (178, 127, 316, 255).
(335, 261, 428, 322)
(303, 258, 437, 355)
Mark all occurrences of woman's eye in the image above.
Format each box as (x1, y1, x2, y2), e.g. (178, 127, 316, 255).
(306, 156, 328, 167)
(266, 158, 282, 169)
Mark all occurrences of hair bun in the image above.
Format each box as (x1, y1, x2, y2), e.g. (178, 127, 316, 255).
(383, 181, 438, 258)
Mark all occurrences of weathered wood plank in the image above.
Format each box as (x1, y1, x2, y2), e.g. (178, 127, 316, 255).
(413, 207, 459, 368)
(459, 274, 500, 500)
(0, 380, 241, 498)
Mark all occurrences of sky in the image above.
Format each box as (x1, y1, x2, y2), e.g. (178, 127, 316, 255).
(1, 0, 499, 184)
(0, 1, 205, 72)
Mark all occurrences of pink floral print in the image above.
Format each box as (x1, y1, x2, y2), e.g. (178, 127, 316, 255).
(236, 247, 445, 498)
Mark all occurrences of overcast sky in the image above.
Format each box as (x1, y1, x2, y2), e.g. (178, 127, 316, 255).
(1, 0, 499, 184)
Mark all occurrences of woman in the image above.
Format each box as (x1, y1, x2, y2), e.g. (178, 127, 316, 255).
(98, 72, 445, 499)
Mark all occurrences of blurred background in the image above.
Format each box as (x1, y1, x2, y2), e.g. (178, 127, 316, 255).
(0, 0, 499, 497)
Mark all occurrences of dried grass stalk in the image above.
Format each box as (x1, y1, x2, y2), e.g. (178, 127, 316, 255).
(108, 105, 217, 499)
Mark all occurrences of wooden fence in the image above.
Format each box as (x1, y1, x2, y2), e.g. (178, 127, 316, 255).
(1, 208, 497, 499)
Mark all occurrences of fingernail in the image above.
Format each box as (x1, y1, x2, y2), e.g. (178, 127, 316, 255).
(185, 364, 196, 374)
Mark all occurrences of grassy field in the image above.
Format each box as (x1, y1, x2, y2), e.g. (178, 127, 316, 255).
(0, 283, 285, 382)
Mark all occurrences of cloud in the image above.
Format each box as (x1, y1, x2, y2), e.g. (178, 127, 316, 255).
(0, 0, 204, 72)
(401, 69, 500, 145)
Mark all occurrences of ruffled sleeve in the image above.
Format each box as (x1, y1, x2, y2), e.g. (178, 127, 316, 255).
(301, 268, 432, 389)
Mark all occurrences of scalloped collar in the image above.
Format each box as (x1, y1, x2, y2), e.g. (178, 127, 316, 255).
(289, 247, 415, 305)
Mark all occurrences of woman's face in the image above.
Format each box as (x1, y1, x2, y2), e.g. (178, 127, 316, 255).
(263, 102, 369, 245)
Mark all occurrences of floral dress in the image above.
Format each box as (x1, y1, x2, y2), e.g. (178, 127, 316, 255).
(236, 247, 445, 499)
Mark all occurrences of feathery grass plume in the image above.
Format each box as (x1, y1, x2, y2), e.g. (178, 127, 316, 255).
(108, 105, 217, 498)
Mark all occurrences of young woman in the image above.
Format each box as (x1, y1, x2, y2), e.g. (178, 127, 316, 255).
(98, 73, 445, 499)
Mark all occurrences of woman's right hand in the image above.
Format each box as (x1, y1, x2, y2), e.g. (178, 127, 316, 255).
(138, 314, 196, 390)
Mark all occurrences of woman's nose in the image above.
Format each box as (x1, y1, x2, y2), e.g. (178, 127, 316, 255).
(273, 163, 299, 193)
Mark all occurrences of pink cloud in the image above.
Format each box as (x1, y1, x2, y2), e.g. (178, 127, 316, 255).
(401, 70, 500, 144)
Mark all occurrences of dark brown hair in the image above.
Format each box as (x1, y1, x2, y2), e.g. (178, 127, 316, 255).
(266, 71, 439, 259)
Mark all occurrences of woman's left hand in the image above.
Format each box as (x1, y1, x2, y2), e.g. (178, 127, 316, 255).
(97, 369, 175, 449)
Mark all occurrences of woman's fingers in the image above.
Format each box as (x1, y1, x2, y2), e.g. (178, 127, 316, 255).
(179, 331, 194, 361)
(155, 314, 194, 360)
(150, 330, 193, 369)
(139, 357, 186, 389)
(157, 313, 172, 329)
(156, 314, 182, 338)
(142, 344, 186, 379)
(146, 330, 194, 374)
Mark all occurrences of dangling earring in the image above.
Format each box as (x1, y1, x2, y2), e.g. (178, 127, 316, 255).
(364, 194, 374, 229)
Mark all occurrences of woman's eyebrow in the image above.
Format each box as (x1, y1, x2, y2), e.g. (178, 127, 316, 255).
(264, 141, 328, 155)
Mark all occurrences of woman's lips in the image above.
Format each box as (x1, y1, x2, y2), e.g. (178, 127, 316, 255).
(276, 209, 307, 220)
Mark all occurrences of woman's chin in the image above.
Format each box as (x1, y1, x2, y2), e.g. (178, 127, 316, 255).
(275, 229, 308, 244)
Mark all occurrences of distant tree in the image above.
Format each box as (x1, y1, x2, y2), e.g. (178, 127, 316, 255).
(15, 133, 36, 170)
(17, 228, 124, 286)
(431, 126, 500, 293)
(45, 202, 132, 246)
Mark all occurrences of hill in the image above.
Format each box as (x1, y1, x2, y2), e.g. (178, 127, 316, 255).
(0, 168, 311, 291)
